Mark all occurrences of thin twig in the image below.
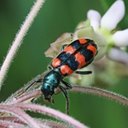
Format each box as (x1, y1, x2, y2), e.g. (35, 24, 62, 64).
(15, 103, 88, 128)
(71, 86, 128, 106)
(33, 119, 69, 128)
(0, 0, 45, 89)
(0, 116, 25, 125)
(6, 72, 128, 108)
(5, 74, 44, 104)
(0, 104, 41, 128)
(11, 90, 42, 104)
(0, 120, 24, 128)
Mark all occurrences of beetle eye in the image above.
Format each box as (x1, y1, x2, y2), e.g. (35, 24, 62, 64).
(52, 79, 56, 83)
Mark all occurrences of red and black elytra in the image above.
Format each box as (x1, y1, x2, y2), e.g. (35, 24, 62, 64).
(41, 38, 98, 113)
(51, 38, 97, 76)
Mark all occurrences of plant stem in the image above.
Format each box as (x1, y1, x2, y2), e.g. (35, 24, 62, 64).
(15, 103, 88, 128)
(71, 86, 128, 106)
(0, 0, 45, 89)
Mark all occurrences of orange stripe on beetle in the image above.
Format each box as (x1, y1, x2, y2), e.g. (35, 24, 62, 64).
(52, 58, 61, 68)
(87, 44, 97, 55)
(60, 65, 73, 75)
(64, 45, 76, 54)
(75, 52, 86, 68)
(78, 39, 87, 44)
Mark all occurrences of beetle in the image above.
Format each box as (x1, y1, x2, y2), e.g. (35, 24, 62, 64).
(41, 38, 98, 111)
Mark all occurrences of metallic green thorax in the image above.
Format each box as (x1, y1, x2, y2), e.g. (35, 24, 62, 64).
(41, 69, 62, 101)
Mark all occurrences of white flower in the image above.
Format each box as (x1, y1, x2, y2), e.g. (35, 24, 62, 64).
(71, 0, 128, 86)
(101, 0, 125, 31)
(112, 29, 128, 46)
(87, 0, 127, 47)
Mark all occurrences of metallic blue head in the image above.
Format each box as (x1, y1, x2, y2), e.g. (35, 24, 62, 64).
(41, 70, 61, 101)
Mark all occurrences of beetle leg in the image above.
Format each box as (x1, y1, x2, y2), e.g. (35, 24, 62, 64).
(47, 65, 53, 69)
(61, 44, 68, 50)
(24, 77, 42, 91)
(61, 79, 72, 89)
(61, 33, 73, 50)
(59, 86, 70, 114)
(75, 70, 92, 75)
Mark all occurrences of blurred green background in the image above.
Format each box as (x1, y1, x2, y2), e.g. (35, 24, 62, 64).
(0, 0, 128, 128)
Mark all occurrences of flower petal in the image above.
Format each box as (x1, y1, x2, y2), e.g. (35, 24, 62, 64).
(87, 10, 101, 31)
(113, 29, 128, 46)
(108, 48, 128, 64)
(101, 0, 125, 30)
